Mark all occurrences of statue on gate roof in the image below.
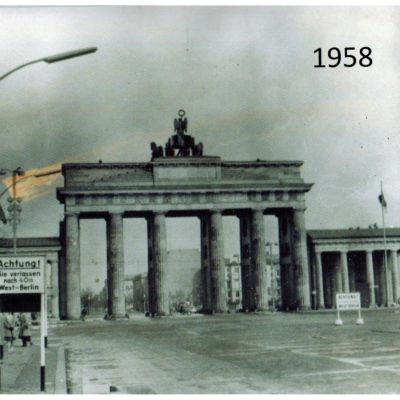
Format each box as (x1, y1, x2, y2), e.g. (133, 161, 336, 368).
(150, 110, 203, 160)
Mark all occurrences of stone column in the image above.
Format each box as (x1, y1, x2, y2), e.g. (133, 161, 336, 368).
(152, 212, 169, 316)
(366, 250, 376, 308)
(325, 272, 333, 309)
(391, 249, 399, 305)
(292, 209, 311, 310)
(379, 252, 388, 306)
(315, 251, 325, 309)
(107, 212, 125, 318)
(348, 256, 356, 293)
(50, 259, 60, 319)
(58, 220, 67, 319)
(335, 253, 343, 294)
(147, 216, 156, 315)
(200, 214, 212, 313)
(385, 251, 393, 305)
(239, 213, 254, 311)
(65, 212, 81, 320)
(340, 251, 350, 293)
(278, 212, 295, 310)
(58, 250, 67, 319)
(251, 209, 268, 311)
(209, 210, 227, 313)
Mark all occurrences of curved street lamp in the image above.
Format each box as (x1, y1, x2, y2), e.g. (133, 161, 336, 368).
(0, 47, 97, 81)
(0, 46, 97, 254)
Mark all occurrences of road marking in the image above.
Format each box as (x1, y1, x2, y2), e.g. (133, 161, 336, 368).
(289, 368, 370, 377)
(337, 354, 400, 363)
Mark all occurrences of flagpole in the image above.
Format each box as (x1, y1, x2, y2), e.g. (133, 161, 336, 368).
(381, 181, 389, 306)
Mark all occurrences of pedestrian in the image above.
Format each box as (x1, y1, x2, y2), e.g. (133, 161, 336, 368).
(31, 312, 38, 326)
(4, 312, 16, 351)
(80, 307, 88, 321)
(18, 313, 32, 347)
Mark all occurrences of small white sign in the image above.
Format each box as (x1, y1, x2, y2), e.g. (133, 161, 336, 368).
(336, 292, 361, 310)
(0, 256, 45, 294)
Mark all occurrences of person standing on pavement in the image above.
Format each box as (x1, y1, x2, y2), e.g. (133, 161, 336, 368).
(0, 313, 4, 356)
(18, 313, 32, 347)
(4, 312, 16, 351)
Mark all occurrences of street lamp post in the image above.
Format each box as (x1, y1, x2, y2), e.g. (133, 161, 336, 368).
(10, 167, 24, 254)
(0, 167, 25, 254)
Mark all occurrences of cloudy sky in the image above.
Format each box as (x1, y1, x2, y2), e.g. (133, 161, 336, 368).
(0, 6, 399, 287)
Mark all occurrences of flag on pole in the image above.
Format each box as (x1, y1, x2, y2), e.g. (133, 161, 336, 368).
(379, 189, 387, 210)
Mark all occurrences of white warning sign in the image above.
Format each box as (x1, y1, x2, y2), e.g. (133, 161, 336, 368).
(0, 256, 45, 293)
(336, 292, 361, 311)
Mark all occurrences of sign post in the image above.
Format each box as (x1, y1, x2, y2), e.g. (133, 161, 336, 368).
(335, 292, 364, 325)
(0, 256, 46, 392)
(40, 291, 46, 391)
(0, 314, 3, 389)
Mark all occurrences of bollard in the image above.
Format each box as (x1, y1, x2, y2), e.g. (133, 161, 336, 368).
(0, 344, 3, 391)
(0, 344, 3, 389)
(40, 366, 45, 392)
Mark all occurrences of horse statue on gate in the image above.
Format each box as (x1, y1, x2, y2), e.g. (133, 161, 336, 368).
(150, 110, 204, 159)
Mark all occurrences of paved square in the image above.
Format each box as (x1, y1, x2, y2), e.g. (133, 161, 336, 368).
(53, 310, 400, 394)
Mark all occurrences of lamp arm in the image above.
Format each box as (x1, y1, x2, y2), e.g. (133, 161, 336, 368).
(0, 169, 60, 200)
(0, 58, 44, 81)
(0, 174, 34, 199)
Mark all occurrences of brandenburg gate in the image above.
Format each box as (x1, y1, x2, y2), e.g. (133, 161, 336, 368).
(57, 111, 313, 319)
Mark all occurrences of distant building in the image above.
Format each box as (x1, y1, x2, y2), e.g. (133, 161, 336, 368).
(132, 249, 201, 312)
(124, 275, 134, 310)
(224, 253, 281, 311)
(133, 273, 148, 312)
(266, 253, 281, 310)
(225, 258, 242, 309)
(166, 249, 201, 310)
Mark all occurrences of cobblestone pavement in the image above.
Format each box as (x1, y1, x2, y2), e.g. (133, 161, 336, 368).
(52, 309, 400, 394)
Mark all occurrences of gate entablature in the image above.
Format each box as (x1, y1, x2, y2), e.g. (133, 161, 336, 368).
(57, 159, 312, 214)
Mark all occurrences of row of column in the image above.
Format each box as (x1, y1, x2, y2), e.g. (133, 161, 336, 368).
(61, 207, 310, 319)
(315, 249, 399, 309)
(200, 208, 310, 313)
(62, 212, 126, 319)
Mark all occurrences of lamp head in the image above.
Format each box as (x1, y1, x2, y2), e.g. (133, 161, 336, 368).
(14, 167, 25, 176)
(43, 47, 97, 64)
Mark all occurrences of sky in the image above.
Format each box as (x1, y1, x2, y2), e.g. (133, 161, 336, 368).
(0, 6, 399, 289)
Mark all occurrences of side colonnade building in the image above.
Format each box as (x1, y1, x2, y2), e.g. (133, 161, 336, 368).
(308, 229, 400, 309)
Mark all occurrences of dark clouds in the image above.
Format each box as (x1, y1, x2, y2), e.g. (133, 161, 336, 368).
(0, 6, 399, 240)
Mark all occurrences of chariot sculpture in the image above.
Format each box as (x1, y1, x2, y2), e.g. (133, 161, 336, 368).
(151, 110, 203, 160)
